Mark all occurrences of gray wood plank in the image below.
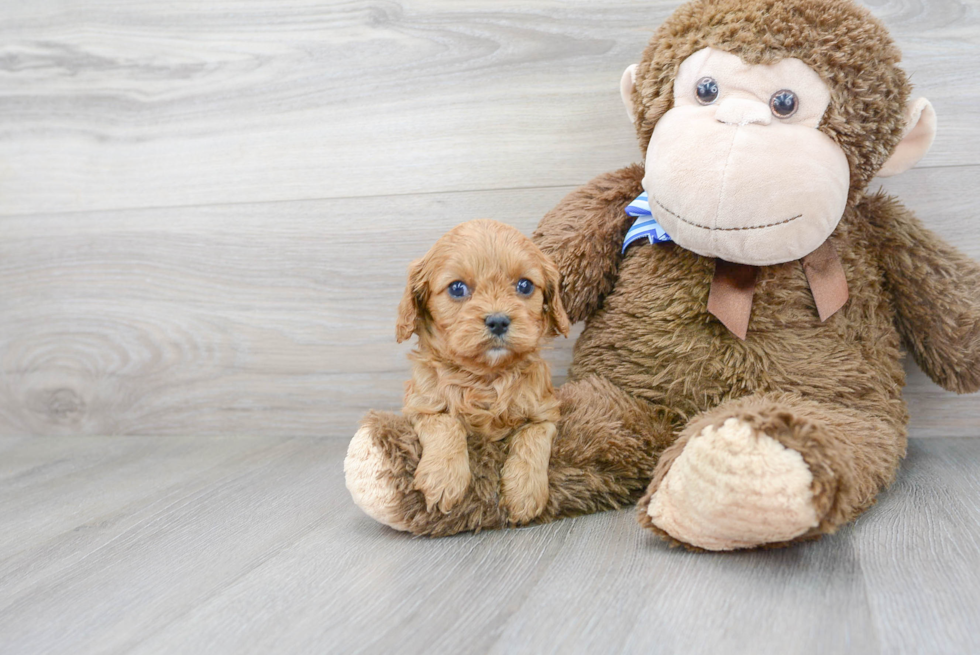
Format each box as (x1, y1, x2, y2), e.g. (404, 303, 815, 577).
(1, 436, 978, 654)
(0, 185, 572, 437)
(0, 436, 286, 602)
(2, 167, 978, 437)
(0, 436, 344, 654)
(858, 438, 980, 654)
(0, 0, 977, 216)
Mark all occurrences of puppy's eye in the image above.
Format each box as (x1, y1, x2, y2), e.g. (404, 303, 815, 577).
(447, 280, 470, 299)
(516, 278, 534, 296)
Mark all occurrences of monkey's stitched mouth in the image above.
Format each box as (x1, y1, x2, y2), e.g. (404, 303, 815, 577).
(652, 195, 801, 231)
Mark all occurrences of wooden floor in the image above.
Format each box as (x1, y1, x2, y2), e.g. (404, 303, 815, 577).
(1, 436, 978, 654)
(1, 0, 978, 437)
(2, 1, 980, 653)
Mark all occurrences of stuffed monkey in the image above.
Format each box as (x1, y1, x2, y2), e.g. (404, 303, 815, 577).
(346, 0, 980, 549)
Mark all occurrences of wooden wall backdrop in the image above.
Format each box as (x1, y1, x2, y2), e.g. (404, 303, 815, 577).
(0, 0, 977, 437)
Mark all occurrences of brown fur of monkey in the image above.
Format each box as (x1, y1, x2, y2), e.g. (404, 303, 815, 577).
(542, 166, 979, 547)
(346, 0, 980, 546)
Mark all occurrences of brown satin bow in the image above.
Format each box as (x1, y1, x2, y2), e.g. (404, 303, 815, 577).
(706, 240, 849, 340)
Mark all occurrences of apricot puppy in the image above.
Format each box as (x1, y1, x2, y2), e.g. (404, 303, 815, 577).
(395, 219, 570, 524)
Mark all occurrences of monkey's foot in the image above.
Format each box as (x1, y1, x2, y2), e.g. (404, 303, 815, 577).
(641, 417, 820, 550)
(345, 423, 411, 532)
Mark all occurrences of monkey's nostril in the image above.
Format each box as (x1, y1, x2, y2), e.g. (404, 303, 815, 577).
(485, 313, 511, 337)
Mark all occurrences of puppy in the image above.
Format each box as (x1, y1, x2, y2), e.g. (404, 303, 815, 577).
(395, 219, 570, 524)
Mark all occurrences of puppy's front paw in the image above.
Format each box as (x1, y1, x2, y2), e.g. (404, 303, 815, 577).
(501, 457, 549, 524)
(413, 452, 471, 513)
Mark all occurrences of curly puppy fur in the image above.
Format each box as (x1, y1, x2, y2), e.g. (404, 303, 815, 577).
(393, 219, 571, 525)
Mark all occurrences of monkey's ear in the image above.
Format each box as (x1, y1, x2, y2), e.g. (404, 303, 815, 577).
(542, 260, 571, 338)
(620, 64, 639, 124)
(395, 259, 427, 343)
(878, 98, 937, 178)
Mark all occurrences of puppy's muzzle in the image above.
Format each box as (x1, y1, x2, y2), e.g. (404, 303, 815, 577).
(485, 313, 511, 337)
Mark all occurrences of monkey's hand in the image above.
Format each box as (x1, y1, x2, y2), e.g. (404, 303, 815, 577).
(869, 195, 980, 394)
(532, 165, 646, 324)
(412, 414, 471, 513)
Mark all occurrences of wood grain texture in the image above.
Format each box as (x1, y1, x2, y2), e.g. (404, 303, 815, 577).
(0, 0, 977, 215)
(2, 166, 978, 437)
(1, 436, 978, 654)
(0, 0, 978, 437)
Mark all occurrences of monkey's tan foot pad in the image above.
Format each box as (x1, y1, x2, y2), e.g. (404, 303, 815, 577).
(645, 417, 820, 550)
(345, 426, 410, 532)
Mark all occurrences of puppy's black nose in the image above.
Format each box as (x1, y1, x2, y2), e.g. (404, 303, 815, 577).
(485, 313, 511, 337)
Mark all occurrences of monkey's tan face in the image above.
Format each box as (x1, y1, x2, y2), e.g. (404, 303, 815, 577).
(642, 48, 850, 266)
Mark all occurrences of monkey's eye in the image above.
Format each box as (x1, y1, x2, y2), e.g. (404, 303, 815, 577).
(695, 77, 719, 105)
(447, 280, 470, 299)
(516, 278, 535, 296)
(770, 90, 798, 118)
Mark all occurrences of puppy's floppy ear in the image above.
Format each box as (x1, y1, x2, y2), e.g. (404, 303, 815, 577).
(396, 258, 428, 343)
(541, 258, 570, 338)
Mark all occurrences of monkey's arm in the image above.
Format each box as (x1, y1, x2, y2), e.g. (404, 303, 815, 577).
(867, 195, 980, 394)
(532, 164, 645, 323)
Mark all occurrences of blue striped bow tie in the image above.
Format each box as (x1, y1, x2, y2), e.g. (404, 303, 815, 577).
(622, 192, 672, 253)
